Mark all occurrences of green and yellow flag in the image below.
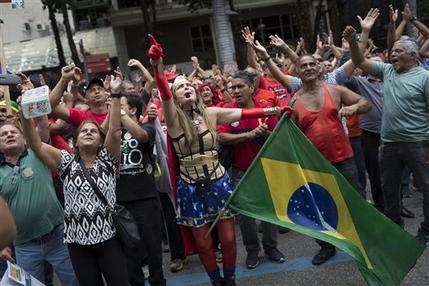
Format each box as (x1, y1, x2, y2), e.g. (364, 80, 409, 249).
(226, 116, 424, 285)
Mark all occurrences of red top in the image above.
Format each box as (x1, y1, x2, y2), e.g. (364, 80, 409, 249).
(259, 76, 292, 107)
(253, 88, 278, 107)
(346, 114, 362, 137)
(295, 84, 353, 164)
(68, 108, 108, 127)
(217, 100, 278, 171)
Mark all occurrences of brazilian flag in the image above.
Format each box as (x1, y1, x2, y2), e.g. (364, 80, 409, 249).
(226, 116, 424, 285)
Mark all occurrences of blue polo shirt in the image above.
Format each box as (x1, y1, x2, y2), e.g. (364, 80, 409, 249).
(0, 149, 64, 245)
(371, 62, 429, 142)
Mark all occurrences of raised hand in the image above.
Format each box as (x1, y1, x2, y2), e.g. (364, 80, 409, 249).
(148, 34, 164, 61)
(402, 3, 413, 21)
(147, 104, 158, 122)
(328, 30, 334, 46)
(358, 8, 380, 31)
(128, 58, 143, 68)
(241, 26, 255, 46)
(110, 67, 124, 94)
(296, 37, 306, 54)
(389, 5, 398, 23)
(16, 73, 34, 93)
(269, 34, 288, 50)
(104, 75, 112, 91)
(342, 26, 357, 43)
(252, 40, 270, 59)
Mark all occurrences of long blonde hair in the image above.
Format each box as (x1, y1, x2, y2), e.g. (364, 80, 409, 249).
(172, 80, 217, 148)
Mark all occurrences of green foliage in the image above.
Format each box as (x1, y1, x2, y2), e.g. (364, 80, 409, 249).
(178, 0, 211, 12)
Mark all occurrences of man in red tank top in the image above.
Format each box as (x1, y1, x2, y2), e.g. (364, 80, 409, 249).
(291, 55, 371, 266)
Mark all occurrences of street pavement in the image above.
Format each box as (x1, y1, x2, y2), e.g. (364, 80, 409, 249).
(163, 189, 429, 286)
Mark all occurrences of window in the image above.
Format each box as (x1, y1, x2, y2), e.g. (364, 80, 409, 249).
(190, 25, 213, 53)
(242, 13, 299, 45)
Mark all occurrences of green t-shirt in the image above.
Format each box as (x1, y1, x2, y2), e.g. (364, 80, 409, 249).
(371, 62, 429, 142)
(0, 149, 63, 245)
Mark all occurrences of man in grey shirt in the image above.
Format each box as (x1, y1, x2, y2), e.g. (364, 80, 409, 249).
(345, 56, 384, 211)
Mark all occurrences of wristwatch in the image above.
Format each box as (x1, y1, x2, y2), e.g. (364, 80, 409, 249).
(121, 109, 126, 117)
(410, 16, 417, 23)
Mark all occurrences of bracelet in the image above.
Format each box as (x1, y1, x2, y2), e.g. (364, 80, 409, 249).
(111, 93, 122, 98)
(263, 107, 280, 116)
(261, 56, 271, 62)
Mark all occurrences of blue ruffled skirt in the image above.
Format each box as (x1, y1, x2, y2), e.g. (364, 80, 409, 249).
(176, 173, 235, 227)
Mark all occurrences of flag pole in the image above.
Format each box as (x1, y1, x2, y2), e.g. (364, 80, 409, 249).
(0, 13, 11, 115)
(204, 208, 226, 238)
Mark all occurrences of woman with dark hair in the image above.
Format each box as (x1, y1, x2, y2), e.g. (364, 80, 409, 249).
(148, 35, 292, 286)
(20, 68, 128, 286)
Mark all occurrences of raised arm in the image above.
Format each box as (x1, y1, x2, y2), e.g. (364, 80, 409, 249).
(343, 26, 376, 76)
(242, 27, 261, 71)
(387, 5, 398, 53)
(49, 65, 82, 122)
(104, 69, 123, 161)
(327, 31, 343, 60)
(147, 34, 178, 129)
(358, 8, 380, 52)
(403, 3, 429, 39)
(0, 197, 16, 250)
(128, 59, 155, 95)
(252, 39, 295, 91)
(16, 73, 50, 143)
(270, 34, 300, 64)
(420, 38, 429, 58)
(20, 113, 62, 171)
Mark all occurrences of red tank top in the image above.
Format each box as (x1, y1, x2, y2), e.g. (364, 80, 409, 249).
(296, 84, 353, 164)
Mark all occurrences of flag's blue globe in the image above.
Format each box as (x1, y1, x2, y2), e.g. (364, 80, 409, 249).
(287, 183, 338, 231)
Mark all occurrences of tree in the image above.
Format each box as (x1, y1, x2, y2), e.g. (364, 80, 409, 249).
(42, 0, 66, 67)
(61, 0, 81, 66)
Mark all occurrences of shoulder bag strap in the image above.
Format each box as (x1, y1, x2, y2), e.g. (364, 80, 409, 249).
(78, 159, 112, 210)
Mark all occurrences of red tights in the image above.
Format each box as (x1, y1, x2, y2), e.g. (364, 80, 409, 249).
(190, 218, 237, 272)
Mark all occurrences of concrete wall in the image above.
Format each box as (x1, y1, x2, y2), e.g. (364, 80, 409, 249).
(0, 0, 74, 43)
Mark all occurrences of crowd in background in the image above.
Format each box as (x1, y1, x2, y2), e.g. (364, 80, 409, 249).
(0, 3, 429, 286)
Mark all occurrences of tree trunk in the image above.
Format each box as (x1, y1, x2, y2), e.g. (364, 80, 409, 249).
(212, 0, 235, 68)
(61, 2, 81, 66)
(48, 3, 66, 66)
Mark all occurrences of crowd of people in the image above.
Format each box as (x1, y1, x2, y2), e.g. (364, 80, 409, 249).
(0, 3, 428, 286)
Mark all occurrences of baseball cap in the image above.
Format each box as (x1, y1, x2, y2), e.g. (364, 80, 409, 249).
(86, 78, 104, 91)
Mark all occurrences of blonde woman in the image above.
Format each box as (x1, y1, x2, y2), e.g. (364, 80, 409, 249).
(148, 35, 292, 286)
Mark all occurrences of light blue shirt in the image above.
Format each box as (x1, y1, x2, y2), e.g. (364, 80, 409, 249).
(372, 62, 429, 142)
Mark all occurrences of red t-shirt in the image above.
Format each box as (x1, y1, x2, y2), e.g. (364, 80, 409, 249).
(253, 88, 278, 107)
(68, 108, 108, 127)
(259, 76, 292, 107)
(217, 100, 278, 171)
